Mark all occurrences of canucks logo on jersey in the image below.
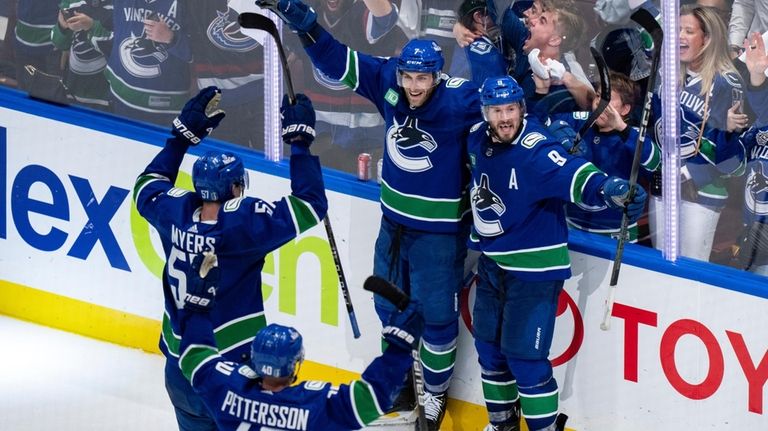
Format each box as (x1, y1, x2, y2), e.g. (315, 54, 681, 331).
(471, 173, 505, 236)
(745, 163, 768, 217)
(386, 116, 438, 172)
(120, 31, 169, 78)
(207, 8, 260, 53)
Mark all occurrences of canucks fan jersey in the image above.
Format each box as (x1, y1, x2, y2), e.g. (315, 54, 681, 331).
(177, 312, 412, 431)
(674, 71, 747, 207)
(304, 26, 482, 233)
(106, 0, 192, 114)
(553, 112, 660, 237)
(14, 0, 58, 57)
(467, 118, 608, 281)
(464, 35, 507, 86)
(742, 85, 768, 224)
(133, 138, 327, 365)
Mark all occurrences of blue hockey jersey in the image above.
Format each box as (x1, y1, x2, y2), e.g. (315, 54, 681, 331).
(464, 35, 507, 86)
(178, 311, 412, 431)
(553, 113, 660, 237)
(742, 83, 768, 224)
(106, 0, 192, 114)
(303, 26, 482, 233)
(674, 71, 747, 207)
(467, 118, 608, 281)
(133, 138, 328, 365)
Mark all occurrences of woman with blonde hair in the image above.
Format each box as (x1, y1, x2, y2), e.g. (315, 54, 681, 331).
(650, 4, 748, 261)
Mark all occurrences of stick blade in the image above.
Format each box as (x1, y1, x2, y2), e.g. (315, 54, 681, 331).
(238, 12, 278, 33)
(363, 276, 410, 311)
(630, 8, 663, 46)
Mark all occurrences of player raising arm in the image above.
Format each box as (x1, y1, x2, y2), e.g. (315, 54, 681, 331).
(176, 252, 425, 431)
(133, 87, 328, 430)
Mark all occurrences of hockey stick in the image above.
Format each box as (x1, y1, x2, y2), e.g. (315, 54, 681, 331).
(601, 8, 663, 331)
(568, 46, 611, 155)
(238, 12, 361, 339)
(363, 276, 428, 431)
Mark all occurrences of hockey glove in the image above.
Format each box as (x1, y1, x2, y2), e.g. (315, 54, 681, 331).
(601, 177, 648, 223)
(256, 0, 317, 33)
(281, 93, 316, 147)
(549, 119, 578, 152)
(184, 252, 219, 313)
(382, 300, 424, 351)
(172, 86, 226, 146)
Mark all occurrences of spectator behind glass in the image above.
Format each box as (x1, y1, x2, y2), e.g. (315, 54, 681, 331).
(732, 31, 768, 275)
(14, 0, 60, 92)
(185, 1, 265, 149)
(728, 0, 768, 60)
(649, 5, 747, 262)
(284, 0, 405, 172)
(51, 1, 113, 111)
(105, 0, 191, 126)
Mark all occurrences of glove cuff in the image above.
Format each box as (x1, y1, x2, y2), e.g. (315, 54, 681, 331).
(172, 117, 204, 145)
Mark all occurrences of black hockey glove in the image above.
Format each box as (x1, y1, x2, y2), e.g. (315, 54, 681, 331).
(601, 177, 648, 223)
(184, 252, 219, 313)
(256, 0, 317, 33)
(281, 93, 316, 147)
(382, 300, 424, 351)
(172, 86, 226, 146)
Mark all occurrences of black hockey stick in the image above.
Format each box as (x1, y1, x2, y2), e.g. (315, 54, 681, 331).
(602, 8, 663, 331)
(568, 46, 611, 155)
(238, 12, 361, 339)
(363, 276, 428, 431)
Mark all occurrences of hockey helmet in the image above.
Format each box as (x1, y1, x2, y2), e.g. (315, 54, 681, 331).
(250, 324, 305, 379)
(480, 76, 525, 107)
(397, 39, 444, 76)
(192, 151, 248, 202)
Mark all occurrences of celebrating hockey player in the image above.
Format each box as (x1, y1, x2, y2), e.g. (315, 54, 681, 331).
(257, 1, 484, 428)
(174, 252, 425, 431)
(467, 76, 647, 431)
(133, 87, 328, 431)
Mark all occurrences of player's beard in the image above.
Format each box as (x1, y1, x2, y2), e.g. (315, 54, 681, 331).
(491, 119, 520, 143)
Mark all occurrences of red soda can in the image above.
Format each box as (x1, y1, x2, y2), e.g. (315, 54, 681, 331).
(357, 153, 371, 181)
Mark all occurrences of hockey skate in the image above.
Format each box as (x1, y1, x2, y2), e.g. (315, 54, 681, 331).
(422, 391, 447, 430)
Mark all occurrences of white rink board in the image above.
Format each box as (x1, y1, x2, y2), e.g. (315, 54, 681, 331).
(1, 99, 767, 429)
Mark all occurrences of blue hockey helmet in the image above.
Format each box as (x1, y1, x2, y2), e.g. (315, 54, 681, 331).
(397, 39, 444, 75)
(192, 151, 247, 202)
(250, 324, 305, 379)
(480, 76, 525, 107)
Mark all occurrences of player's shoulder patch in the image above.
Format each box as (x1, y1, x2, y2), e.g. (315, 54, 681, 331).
(521, 132, 547, 149)
(167, 187, 191, 198)
(469, 40, 492, 55)
(470, 121, 484, 133)
(445, 76, 468, 88)
(238, 364, 258, 379)
(223, 196, 244, 212)
(303, 380, 328, 391)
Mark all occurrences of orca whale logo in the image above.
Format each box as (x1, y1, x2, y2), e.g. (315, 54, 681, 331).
(745, 162, 768, 216)
(386, 116, 438, 172)
(207, 8, 261, 53)
(119, 31, 168, 78)
(470, 173, 505, 236)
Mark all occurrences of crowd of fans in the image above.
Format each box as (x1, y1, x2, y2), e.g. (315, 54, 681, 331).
(0, 0, 765, 275)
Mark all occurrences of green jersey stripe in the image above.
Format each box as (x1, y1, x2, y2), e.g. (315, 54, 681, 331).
(340, 49, 360, 91)
(643, 142, 662, 172)
(381, 180, 468, 222)
(179, 344, 219, 381)
(351, 380, 384, 426)
(162, 312, 266, 357)
(570, 162, 602, 204)
(287, 195, 321, 234)
(133, 173, 168, 202)
(485, 243, 570, 271)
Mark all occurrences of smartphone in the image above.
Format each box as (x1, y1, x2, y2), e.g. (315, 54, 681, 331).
(147, 12, 160, 21)
(61, 7, 75, 20)
(732, 88, 744, 114)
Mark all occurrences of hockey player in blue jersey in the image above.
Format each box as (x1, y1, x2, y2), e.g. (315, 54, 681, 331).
(175, 251, 425, 431)
(549, 71, 661, 241)
(467, 76, 647, 431)
(258, 0, 484, 427)
(133, 87, 328, 431)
